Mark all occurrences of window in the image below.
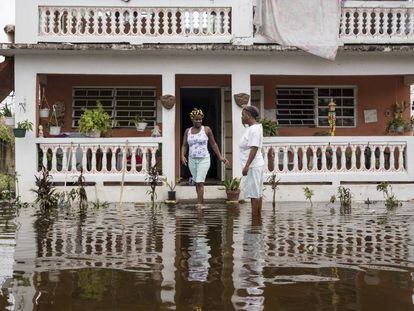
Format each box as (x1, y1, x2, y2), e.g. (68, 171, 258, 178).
(275, 86, 356, 127)
(72, 87, 157, 128)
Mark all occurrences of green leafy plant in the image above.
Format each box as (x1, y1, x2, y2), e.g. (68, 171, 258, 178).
(133, 115, 147, 125)
(31, 167, 58, 213)
(376, 181, 401, 209)
(0, 104, 12, 117)
(223, 177, 241, 191)
(303, 187, 314, 207)
(267, 173, 280, 208)
(337, 186, 352, 208)
(16, 120, 33, 131)
(74, 169, 88, 211)
(146, 164, 162, 206)
(78, 103, 112, 135)
(0, 121, 14, 143)
(259, 119, 278, 137)
(0, 173, 15, 201)
(388, 116, 406, 133)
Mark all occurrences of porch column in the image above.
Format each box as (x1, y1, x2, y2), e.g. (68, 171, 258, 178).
(162, 73, 176, 183)
(231, 72, 250, 178)
(14, 59, 37, 202)
(232, 0, 254, 45)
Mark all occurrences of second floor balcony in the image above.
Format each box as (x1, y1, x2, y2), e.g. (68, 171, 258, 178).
(14, 1, 414, 46)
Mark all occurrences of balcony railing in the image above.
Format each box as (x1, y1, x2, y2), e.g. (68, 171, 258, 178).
(263, 136, 414, 183)
(38, 5, 232, 44)
(37, 137, 162, 183)
(340, 1, 414, 44)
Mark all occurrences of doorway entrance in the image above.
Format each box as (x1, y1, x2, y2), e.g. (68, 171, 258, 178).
(180, 88, 223, 182)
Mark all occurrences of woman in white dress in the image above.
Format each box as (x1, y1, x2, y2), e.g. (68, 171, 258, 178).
(239, 106, 264, 214)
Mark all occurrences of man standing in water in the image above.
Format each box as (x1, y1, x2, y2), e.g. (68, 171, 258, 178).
(181, 108, 228, 207)
(239, 106, 264, 215)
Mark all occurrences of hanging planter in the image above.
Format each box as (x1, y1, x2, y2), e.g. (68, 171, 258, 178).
(133, 116, 148, 132)
(49, 126, 61, 136)
(13, 128, 26, 138)
(39, 108, 50, 118)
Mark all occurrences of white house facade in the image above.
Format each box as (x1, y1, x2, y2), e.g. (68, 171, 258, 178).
(1, 0, 414, 202)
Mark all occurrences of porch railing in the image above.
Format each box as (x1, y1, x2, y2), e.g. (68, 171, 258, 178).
(38, 5, 232, 43)
(263, 136, 414, 183)
(37, 137, 162, 183)
(340, 1, 414, 44)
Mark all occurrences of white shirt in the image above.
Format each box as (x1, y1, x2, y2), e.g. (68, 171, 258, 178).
(239, 123, 264, 168)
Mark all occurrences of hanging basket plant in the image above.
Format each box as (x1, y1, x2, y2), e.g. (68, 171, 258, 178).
(39, 91, 50, 118)
(13, 120, 33, 138)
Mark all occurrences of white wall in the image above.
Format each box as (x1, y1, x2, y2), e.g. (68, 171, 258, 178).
(0, 0, 14, 43)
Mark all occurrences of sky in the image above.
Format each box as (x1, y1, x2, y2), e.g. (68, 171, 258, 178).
(0, 0, 14, 43)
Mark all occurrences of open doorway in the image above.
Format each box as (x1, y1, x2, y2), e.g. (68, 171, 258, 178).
(180, 88, 223, 183)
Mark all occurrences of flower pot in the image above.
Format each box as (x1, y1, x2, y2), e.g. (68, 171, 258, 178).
(168, 190, 176, 201)
(226, 190, 240, 202)
(13, 128, 26, 138)
(87, 130, 101, 138)
(4, 117, 14, 127)
(39, 108, 50, 118)
(49, 126, 61, 136)
(136, 122, 148, 132)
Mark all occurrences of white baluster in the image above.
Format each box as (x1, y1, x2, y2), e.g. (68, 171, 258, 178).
(110, 8, 117, 35)
(150, 147, 157, 167)
(391, 10, 398, 37)
(263, 146, 270, 174)
(332, 146, 337, 172)
(163, 9, 170, 35)
(215, 10, 221, 34)
(370, 145, 376, 171)
(293, 146, 299, 172)
(379, 145, 385, 171)
(82, 146, 87, 172)
(111, 147, 117, 172)
(62, 146, 68, 173)
(301, 147, 307, 172)
(71, 146, 77, 172)
(154, 9, 160, 35)
(141, 147, 148, 173)
(374, 8, 381, 37)
(207, 10, 214, 35)
(312, 146, 318, 172)
(119, 9, 125, 34)
(39, 8, 48, 35)
(93, 9, 99, 35)
(398, 144, 405, 171)
(56, 9, 62, 35)
(223, 8, 230, 35)
(409, 10, 414, 37)
(101, 147, 108, 173)
(351, 145, 357, 171)
(321, 146, 327, 171)
(357, 8, 364, 38)
(171, 8, 178, 35)
(130, 147, 137, 173)
(282, 147, 288, 172)
(91, 146, 97, 173)
(51, 146, 58, 172)
(274, 147, 280, 173)
(341, 146, 347, 172)
(145, 9, 152, 35)
(389, 145, 395, 171)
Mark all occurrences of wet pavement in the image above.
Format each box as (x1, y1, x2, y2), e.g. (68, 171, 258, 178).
(1, 201, 414, 310)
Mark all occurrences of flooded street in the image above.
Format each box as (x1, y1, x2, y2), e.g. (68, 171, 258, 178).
(1, 202, 414, 310)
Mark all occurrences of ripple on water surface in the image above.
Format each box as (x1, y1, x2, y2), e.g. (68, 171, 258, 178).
(2, 202, 414, 310)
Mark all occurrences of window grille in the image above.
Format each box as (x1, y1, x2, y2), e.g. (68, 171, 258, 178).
(72, 87, 157, 128)
(275, 86, 356, 127)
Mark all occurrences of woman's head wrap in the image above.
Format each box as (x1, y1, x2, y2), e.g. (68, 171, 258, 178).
(190, 108, 204, 119)
(242, 105, 260, 120)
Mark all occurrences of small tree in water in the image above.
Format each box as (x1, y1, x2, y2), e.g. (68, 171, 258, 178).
(267, 173, 280, 209)
(32, 167, 58, 213)
(146, 164, 161, 206)
(303, 187, 314, 207)
(337, 186, 352, 208)
(376, 182, 401, 209)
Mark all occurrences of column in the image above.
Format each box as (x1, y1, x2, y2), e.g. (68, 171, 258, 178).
(14, 57, 37, 202)
(231, 72, 250, 178)
(162, 73, 176, 183)
(231, 0, 254, 45)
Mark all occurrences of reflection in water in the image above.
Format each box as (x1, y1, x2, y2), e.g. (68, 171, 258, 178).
(1, 202, 414, 310)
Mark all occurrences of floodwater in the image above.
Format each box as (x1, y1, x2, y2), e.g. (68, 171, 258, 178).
(1, 201, 414, 310)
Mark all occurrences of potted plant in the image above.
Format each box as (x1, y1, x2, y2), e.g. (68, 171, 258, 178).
(78, 103, 112, 138)
(13, 120, 33, 138)
(259, 118, 278, 137)
(223, 177, 241, 203)
(388, 117, 406, 134)
(133, 115, 148, 132)
(48, 104, 62, 136)
(165, 179, 178, 201)
(1, 104, 14, 127)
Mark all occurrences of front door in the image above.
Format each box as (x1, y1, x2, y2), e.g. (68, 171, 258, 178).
(180, 88, 222, 182)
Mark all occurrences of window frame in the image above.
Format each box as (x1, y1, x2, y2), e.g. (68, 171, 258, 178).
(71, 86, 158, 129)
(275, 85, 358, 128)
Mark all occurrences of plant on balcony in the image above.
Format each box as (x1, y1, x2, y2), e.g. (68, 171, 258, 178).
(388, 116, 406, 134)
(259, 118, 278, 137)
(0, 104, 14, 126)
(13, 120, 33, 138)
(78, 103, 112, 138)
(223, 177, 241, 203)
(133, 115, 148, 132)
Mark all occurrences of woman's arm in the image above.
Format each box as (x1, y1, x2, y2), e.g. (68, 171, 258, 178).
(242, 147, 258, 176)
(205, 127, 229, 165)
(181, 129, 189, 166)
